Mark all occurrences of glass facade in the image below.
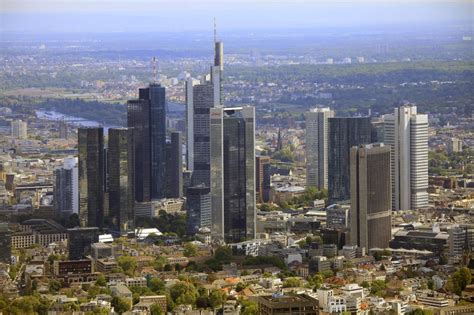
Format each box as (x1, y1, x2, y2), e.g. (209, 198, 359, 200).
(78, 128, 104, 228)
(165, 131, 183, 198)
(108, 128, 135, 234)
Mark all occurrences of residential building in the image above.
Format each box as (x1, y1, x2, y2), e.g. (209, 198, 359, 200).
(11, 119, 27, 139)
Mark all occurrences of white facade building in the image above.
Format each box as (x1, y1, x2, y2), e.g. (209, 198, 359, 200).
(305, 107, 334, 190)
(383, 105, 429, 210)
(11, 119, 28, 139)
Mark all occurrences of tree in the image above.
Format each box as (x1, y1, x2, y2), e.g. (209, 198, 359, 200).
(117, 256, 137, 276)
(214, 246, 232, 262)
(209, 289, 226, 310)
(148, 277, 165, 293)
(96, 274, 107, 287)
(170, 282, 198, 305)
(49, 279, 62, 293)
(111, 296, 131, 314)
(283, 277, 302, 288)
(150, 303, 164, 315)
(241, 300, 258, 315)
(183, 242, 198, 257)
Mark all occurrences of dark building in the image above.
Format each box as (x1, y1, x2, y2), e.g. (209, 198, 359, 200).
(389, 229, 449, 254)
(210, 106, 256, 243)
(165, 131, 183, 198)
(350, 144, 392, 250)
(328, 117, 372, 203)
(78, 128, 104, 228)
(186, 185, 211, 234)
(53, 259, 92, 276)
(256, 156, 271, 203)
(0, 222, 11, 263)
(68, 227, 99, 260)
(192, 83, 214, 187)
(108, 128, 135, 234)
(257, 294, 319, 315)
(53, 157, 78, 218)
(127, 99, 151, 202)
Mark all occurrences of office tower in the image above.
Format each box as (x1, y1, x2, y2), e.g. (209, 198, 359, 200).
(192, 83, 215, 187)
(78, 128, 104, 228)
(0, 222, 11, 263)
(305, 107, 334, 190)
(59, 121, 68, 139)
(210, 106, 256, 243)
(185, 78, 194, 171)
(108, 128, 135, 234)
(256, 156, 271, 203)
(127, 99, 151, 202)
(165, 131, 183, 198)
(383, 105, 428, 210)
(447, 137, 463, 154)
(186, 185, 211, 234)
(350, 144, 392, 249)
(68, 227, 99, 260)
(212, 40, 224, 106)
(328, 117, 372, 203)
(53, 157, 79, 218)
(448, 226, 466, 264)
(11, 119, 27, 139)
(139, 84, 167, 199)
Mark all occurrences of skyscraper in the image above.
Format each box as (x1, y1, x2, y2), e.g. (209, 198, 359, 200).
(68, 227, 99, 260)
(127, 99, 151, 202)
(185, 78, 195, 172)
(328, 117, 372, 203)
(305, 107, 334, 190)
(165, 131, 183, 198)
(54, 157, 79, 218)
(210, 106, 256, 243)
(186, 184, 211, 235)
(256, 156, 271, 203)
(192, 83, 215, 187)
(139, 84, 167, 199)
(11, 119, 27, 139)
(350, 143, 392, 249)
(383, 105, 429, 210)
(108, 128, 135, 234)
(78, 128, 104, 228)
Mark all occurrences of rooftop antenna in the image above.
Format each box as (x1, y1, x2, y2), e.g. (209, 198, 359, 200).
(152, 56, 157, 83)
(214, 17, 217, 43)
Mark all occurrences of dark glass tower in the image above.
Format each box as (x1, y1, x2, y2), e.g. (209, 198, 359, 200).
(256, 156, 271, 203)
(328, 117, 372, 203)
(108, 128, 135, 234)
(210, 106, 256, 243)
(350, 144, 392, 249)
(139, 84, 166, 199)
(68, 227, 99, 260)
(127, 99, 151, 202)
(192, 84, 214, 187)
(186, 185, 211, 234)
(165, 131, 183, 198)
(78, 128, 104, 228)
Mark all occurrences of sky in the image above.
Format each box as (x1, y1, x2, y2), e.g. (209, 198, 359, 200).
(1, 0, 472, 34)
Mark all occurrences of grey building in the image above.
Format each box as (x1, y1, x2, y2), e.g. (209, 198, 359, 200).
(127, 99, 151, 202)
(328, 117, 372, 203)
(350, 143, 392, 250)
(78, 128, 104, 228)
(326, 204, 350, 230)
(210, 106, 256, 243)
(53, 157, 78, 218)
(305, 107, 334, 190)
(108, 128, 135, 234)
(165, 131, 183, 198)
(186, 185, 211, 234)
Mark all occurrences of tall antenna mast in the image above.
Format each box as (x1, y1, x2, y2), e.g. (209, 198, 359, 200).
(152, 56, 157, 83)
(214, 17, 217, 43)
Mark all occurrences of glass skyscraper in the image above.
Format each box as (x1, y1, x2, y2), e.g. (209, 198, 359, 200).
(78, 127, 104, 228)
(328, 117, 372, 203)
(108, 128, 135, 234)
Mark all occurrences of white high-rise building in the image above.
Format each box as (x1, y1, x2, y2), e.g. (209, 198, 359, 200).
(54, 157, 79, 217)
(11, 119, 27, 139)
(383, 105, 429, 210)
(305, 107, 334, 190)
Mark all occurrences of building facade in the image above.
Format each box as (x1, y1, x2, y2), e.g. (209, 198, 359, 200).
(186, 185, 211, 234)
(165, 131, 183, 198)
(256, 156, 271, 203)
(54, 157, 79, 218)
(78, 128, 104, 228)
(108, 128, 135, 234)
(328, 117, 372, 203)
(383, 105, 429, 210)
(350, 144, 392, 249)
(305, 107, 334, 190)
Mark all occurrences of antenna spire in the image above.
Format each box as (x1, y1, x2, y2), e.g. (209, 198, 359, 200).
(152, 56, 157, 83)
(214, 17, 217, 43)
